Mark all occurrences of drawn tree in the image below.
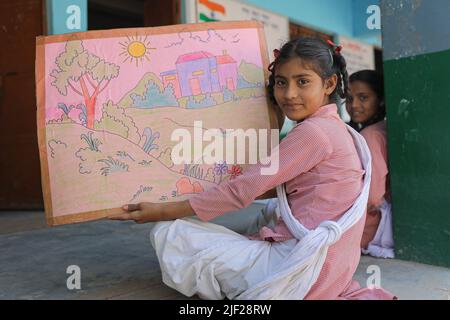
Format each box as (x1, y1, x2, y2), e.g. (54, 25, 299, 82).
(50, 40, 120, 129)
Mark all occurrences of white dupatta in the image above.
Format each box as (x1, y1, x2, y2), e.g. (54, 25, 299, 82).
(236, 125, 372, 300)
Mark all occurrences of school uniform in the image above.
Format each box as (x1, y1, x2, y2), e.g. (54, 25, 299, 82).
(360, 120, 395, 259)
(150, 104, 395, 299)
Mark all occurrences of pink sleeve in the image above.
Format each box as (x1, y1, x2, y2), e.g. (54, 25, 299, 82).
(361, 128, 388, 209)
(189, 121, 333, 221)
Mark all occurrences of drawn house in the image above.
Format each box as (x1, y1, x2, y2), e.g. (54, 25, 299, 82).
(161, 51, 239, 98)
(216, 50, 238, 91)
(160, 70, 182, 98)
(175, 51, 221, 97)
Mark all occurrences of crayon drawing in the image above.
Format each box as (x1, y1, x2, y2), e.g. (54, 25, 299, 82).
(36, 21, 274, 225)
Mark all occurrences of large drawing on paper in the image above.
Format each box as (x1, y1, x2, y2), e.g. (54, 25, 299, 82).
(36, 21, 273, 226)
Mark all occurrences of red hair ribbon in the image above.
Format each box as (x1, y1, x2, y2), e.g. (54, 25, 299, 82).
(327, 39, 343, 55)
(268, 49, 281, 72)
(273, 48, 280, 59)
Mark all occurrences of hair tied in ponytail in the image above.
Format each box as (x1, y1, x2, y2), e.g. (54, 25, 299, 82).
(273, 49, 280, 59)
(268, 49, 281, 72)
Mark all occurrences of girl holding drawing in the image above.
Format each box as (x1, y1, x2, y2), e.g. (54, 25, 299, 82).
(109, 38, 395, 300)
(347, 70, 394, 259)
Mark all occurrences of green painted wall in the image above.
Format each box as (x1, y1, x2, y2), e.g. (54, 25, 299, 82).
(382, 0, 450, 268)
(384, 50, 450, 267)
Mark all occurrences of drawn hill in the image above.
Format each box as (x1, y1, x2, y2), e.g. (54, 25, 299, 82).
(45, 122, 216, 217)
(118, 72, 165, 108)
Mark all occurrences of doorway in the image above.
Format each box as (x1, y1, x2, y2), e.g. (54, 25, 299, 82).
(0, 0, 45, 209)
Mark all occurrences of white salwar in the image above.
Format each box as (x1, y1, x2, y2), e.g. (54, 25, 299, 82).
(361, 199, 395, 259)
(150, 125, 372, 300)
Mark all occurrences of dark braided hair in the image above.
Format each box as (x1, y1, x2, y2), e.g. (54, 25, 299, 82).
(268, 37, 349, 107)
(349, 70, 386, 131)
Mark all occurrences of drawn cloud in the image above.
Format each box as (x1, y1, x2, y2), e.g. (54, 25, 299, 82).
(165, 28, 240, 48)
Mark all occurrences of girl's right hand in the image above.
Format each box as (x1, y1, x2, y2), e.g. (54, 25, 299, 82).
(108, 202, 165, 224)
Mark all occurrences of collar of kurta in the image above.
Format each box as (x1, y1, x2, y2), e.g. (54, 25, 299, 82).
(310, 103, 338, 118)
(295, 103, 339, 125)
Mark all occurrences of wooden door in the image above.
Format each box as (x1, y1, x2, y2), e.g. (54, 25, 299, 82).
(0, 0, 44, 209)
(144, 0, 181, 27)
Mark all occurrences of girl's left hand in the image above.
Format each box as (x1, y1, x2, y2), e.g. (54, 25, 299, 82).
(108, 203, 164, 224)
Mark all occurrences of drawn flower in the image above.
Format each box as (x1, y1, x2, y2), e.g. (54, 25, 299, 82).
(228, 165, 243, 180)
(214, 161, 228, 175)
(214, 161, 228, 183)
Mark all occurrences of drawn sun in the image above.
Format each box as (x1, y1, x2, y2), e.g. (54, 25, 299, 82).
(119, 35, 156, 66)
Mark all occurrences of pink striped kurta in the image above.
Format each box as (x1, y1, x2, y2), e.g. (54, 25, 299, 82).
(189, 104, 395, 300)
(361, 120, 390, 208)
(360, 120, 390, 248)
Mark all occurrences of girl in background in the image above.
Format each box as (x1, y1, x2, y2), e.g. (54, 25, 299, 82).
(347, 70, 394, 258)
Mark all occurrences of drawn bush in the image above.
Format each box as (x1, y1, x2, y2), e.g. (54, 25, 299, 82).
(235, 87, 265, 99)
(237, 75, 255, 89)
(141, 127, 160, 154)
(186, 93, 217, 109)
(57, 103, 74, 116)
(75, 147, 103, 174)
(183, 164, 204, 180)
(176, 177, 204, 195)
(55, 102, 88, 126)
(117, 72, 163, 108)
(98, 156, 129, 176)
(223, 87, 235, 103)
(131, 80, 178, 108)
(47, 113, 75, 125)
(138, 160, 152, 166)
(211, 92, 224, 105)
(177, 96, 189, 108)
(48, 140, 67, 159)
(116, 151, 135, 162)
(95, 100, 140, 144)
(238, 60, 264, 86)
(80, 131, 102, 152)
(157, 147, 174, 168)
(204, 167, 216, 183)
(75, 104, 87, 126)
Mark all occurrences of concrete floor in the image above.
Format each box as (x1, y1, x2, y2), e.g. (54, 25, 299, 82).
(1, 204, 449, 300)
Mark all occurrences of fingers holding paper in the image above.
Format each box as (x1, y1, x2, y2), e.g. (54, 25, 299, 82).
(108, 202, 163, 224)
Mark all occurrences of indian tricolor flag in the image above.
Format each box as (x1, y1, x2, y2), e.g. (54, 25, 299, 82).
(197, 0, 226, 22)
